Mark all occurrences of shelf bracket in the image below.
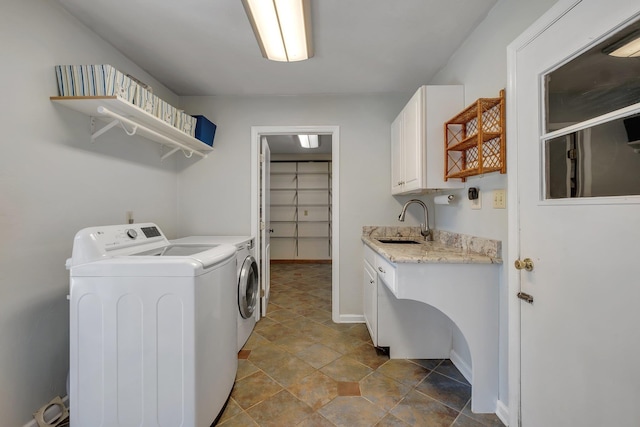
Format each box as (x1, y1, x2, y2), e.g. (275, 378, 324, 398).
(160, 147, 180, 161)
(91, 118, 120, 142)
(160, 147, 195, 161)
(119, 121, 138, 136)
(94, 106, 206, 161)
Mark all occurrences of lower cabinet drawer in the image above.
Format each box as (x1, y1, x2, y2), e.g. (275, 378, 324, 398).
(375, 253, 397, 294)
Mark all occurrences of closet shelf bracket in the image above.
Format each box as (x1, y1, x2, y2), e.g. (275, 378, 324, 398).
(91, 117, 121, 141)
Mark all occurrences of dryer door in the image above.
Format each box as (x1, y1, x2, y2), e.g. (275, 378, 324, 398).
(238, 255, 259, 319)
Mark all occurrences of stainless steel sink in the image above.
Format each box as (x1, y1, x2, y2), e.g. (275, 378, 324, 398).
(376, 238, 422, 244)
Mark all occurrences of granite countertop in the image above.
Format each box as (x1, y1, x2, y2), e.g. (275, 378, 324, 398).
(362, 226, 502, 264)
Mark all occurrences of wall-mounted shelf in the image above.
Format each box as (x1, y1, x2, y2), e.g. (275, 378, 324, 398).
(444, 89, 506, 182)
(50, 96, 213, 160)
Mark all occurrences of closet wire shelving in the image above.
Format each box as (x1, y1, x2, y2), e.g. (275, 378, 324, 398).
(270, 161, 332, 259)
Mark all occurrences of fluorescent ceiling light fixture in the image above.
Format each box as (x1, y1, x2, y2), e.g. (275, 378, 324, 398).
(604, 30, 640, 57)
(298, 134, 319, 149)
(242, 0, 313, 62)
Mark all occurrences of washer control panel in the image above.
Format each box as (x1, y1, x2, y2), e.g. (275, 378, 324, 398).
(97, 225, 164, 249)
(69, 223, 169, 266)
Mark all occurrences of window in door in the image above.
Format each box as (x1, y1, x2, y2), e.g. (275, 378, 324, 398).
(543, 18, 640, 199)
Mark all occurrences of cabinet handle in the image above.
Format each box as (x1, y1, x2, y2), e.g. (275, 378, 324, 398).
(378, 266, 385, 274)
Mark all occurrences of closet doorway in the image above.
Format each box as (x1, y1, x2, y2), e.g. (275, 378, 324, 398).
(269, 148, 331, 261)
(250, 126, 340, 322)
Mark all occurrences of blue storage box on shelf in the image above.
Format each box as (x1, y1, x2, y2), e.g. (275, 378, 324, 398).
(194, 115, 217, 146)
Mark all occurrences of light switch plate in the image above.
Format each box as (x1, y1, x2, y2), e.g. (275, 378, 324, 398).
(493, 189, 506, 209)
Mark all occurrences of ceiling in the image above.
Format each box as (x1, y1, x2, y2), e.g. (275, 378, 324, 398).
(57, 0, 497, 96)
(267, 135, 332, 154)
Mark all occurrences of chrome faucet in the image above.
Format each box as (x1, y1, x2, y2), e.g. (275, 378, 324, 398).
(398, 199, 432, 240)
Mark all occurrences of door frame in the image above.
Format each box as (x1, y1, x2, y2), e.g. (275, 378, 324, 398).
(250, 125, 341, 322)
(506, 1, 583, 425)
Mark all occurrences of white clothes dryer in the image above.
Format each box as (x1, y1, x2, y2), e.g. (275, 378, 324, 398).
(67, 223, 237, 427)
(172, 236, 259, 351)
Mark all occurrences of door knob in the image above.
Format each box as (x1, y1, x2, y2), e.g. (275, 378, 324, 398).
(514, 258, 534, 271)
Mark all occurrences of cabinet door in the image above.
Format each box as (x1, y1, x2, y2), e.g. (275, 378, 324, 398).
(401, 88, 424, 193)
(390, 114, 403, 195)
(363, 260, 377, 345)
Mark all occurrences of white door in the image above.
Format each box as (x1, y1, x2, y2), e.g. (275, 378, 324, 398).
(512, 1, 640, 425)
(260, 137, 271, 317)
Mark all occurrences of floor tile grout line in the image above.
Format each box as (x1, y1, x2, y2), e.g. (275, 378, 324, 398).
(411, 378, 472, 416)
(430, 368, 472, 387)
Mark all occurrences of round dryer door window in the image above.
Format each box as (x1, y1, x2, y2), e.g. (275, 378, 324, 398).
(238, 255, 259, 319)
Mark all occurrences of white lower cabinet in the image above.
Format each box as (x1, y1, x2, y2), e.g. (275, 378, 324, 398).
(363, 245, 452, 358)
(363, 259, 377, 345)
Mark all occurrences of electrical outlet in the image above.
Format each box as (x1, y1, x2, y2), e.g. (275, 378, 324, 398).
(471, 194, 482, 210)
(493, 189, 506, 209)
(304, 210, 309, 216)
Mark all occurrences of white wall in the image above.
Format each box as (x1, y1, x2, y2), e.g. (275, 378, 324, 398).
(177, 94, 410, 315)
(426, 0, 558, 413)
(0, 1, 181, 424)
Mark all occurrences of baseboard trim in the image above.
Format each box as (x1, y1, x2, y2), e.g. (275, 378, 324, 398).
(450, 349, 472, 384)
(496, 399, 510, 426)
(337, 314, 364, 323)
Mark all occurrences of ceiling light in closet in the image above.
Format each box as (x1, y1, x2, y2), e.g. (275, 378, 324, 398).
(242, 0, 313, 62)
(298, 135, 319, 149)
(604, 30, 640, 57)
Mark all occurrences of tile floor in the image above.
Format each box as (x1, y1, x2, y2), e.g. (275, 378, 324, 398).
(216, 263, 504, 427)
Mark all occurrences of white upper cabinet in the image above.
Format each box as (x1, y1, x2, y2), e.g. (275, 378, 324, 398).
(391, 85, 464, 195)
(391, 114, 404, 194)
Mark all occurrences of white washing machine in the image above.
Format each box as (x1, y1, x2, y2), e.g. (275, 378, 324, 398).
(67, 223, 238, 427)
(172, 236, 259, 351)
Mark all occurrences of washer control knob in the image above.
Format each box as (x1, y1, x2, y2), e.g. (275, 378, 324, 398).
(126, 229, 138, 239)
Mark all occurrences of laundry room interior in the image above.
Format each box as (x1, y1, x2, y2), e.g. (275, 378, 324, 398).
(3, 0, 640, 426)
